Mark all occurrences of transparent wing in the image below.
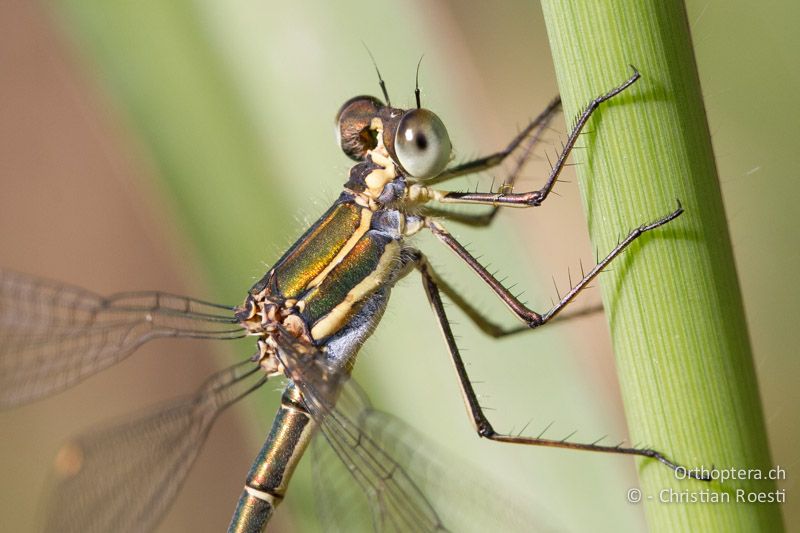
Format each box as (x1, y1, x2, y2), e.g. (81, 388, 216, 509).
(311, 431, 374, 533)
(275, 327, 553, 533)
(329, 409, 560, 533)
(42, 359, 265, 533)
(0, 269, 245, 407)
(274, 327, 448, 533)
(308, 387, 446, 533)
(312, 409, 557, 533)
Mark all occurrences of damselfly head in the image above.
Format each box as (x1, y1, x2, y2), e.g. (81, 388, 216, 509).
(336, 95, 452, 180)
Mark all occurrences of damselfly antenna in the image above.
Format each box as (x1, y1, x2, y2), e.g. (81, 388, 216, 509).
(415, 55, 425, 109)
(362, 42, 391, 106)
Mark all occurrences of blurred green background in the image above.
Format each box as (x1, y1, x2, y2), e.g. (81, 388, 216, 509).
(0, 1, 796, 532)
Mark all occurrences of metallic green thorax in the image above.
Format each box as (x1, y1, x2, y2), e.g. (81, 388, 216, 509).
(267, 202, 362, 299)
(301, 231, 389, 325)
(245, 187, 404, 344)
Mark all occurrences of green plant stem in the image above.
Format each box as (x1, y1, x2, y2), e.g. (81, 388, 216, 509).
(540, 2, 782, 531)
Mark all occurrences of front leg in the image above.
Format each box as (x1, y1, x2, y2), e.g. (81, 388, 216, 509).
(426, 96, 561, 187)
(430, 67, 640, 209)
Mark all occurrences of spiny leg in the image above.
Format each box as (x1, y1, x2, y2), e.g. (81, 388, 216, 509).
(423, 95, 560, 227)
(425, 96, 561, 187)
(422, 257, 603, 338)
(426, 202, 683, 328)
(414, 251, 707, 480)
(430, 67, 640, 209)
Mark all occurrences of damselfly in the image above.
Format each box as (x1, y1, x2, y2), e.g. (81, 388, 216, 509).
(1, 65, 703, 532)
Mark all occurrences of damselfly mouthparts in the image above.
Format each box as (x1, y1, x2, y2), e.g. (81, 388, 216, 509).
(1, 66, 705, 532)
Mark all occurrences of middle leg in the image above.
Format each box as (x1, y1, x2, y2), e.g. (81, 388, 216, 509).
(420, 256, 603, 338)
(425, 202, 683, 328)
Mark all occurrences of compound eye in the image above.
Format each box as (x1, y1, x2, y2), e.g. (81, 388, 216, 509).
(394, 109, 451, 179)
(336, 96, 383, 161)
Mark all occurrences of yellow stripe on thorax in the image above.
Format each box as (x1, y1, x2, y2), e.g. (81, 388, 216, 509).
(305, 208, 373, 290)
(309, 240, 400, 340)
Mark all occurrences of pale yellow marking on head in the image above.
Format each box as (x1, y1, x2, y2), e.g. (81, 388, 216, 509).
(310, 240, 400, 340)
(364, 162, 395, 195)
(356, 117, 396, 202)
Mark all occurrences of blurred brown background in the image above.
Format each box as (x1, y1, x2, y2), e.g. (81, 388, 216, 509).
(0, 1, 797, 532)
